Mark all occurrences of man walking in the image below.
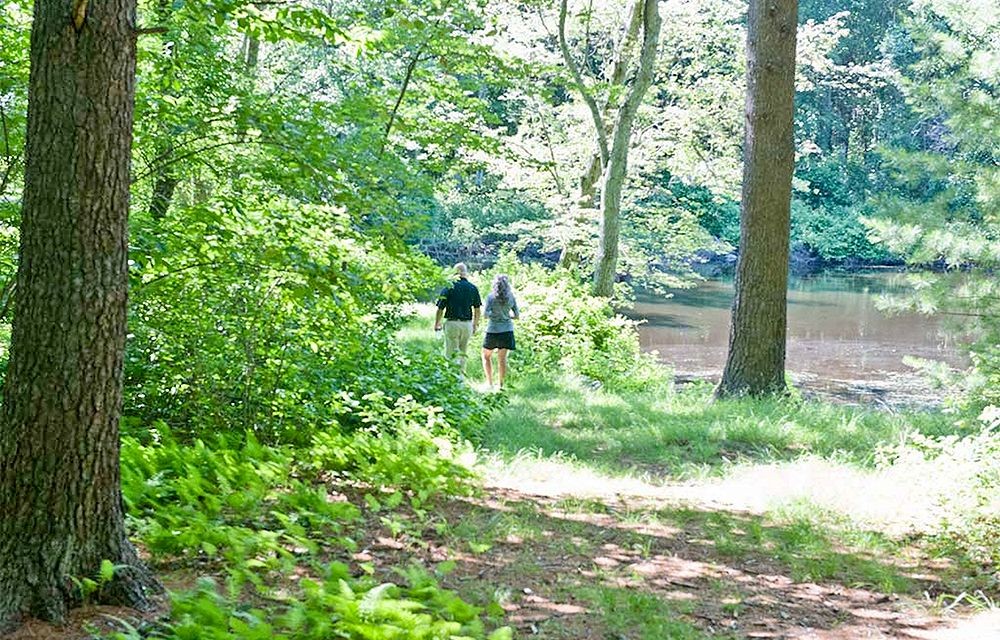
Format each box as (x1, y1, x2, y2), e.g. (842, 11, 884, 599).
(434, 263, 481, 370)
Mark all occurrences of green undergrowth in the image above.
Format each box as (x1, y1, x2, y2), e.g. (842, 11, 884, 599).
(479, 372, 1000, 589)
(106, 261, 997, 638)
(113, 422, 511, 639)
(401, 266, 998, 590)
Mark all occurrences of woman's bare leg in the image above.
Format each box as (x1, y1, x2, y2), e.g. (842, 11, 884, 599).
(497, 349, 509, 388)
(482, 348, 494, 387)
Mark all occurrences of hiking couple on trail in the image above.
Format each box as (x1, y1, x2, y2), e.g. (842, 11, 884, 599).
(434, 263, 519, 389)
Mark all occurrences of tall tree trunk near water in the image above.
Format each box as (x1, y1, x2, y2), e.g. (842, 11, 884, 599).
(716, 0, 798, 397)
(592, 0, 660, 297)
(0, 0, 161, 629)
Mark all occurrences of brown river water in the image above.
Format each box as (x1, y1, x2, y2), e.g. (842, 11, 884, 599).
(632, 271, 969, 406)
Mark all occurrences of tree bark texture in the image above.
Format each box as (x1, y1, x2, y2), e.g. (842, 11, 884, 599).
(0, 0, 160, 629)
(592, 0, 660, 297)
(716, 0, 798, 397)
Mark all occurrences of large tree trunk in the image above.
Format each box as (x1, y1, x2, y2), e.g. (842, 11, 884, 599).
(592, 0, 660, 297)
(0, 0, 161, 629)
(716, 0, 798, 397)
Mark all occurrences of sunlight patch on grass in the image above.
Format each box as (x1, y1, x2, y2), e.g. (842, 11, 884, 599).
(911, 609, 1000, 639)
(477, 447, 977, 539)
(479, 449, 676, 500)
(676, 456, 970, 536)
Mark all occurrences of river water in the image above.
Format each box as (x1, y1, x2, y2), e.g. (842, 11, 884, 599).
(632, 271, 968, 405)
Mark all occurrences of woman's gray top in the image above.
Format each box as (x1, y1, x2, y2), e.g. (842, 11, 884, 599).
(484, 293, 518, 334)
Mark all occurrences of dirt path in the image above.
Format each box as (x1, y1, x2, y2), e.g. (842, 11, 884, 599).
(356, 485, 999, 640)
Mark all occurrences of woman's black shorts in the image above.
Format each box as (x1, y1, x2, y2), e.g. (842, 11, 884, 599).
(483, 331, 515, 350)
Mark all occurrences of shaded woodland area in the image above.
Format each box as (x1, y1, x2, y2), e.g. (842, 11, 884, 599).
(0, 0, 998, 637)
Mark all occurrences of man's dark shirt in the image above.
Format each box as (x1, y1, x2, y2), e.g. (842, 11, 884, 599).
(437, 277, 481, 320)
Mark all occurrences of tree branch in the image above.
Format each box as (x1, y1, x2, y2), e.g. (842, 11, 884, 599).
(382, 46, 427, 148)
(541, 119, 567, 196)
(558, 0, 608, 166)
(380, 0, 457, 152)
(0, 103, 14, 196)
(132, 136, 315, 183)
(607, 0, 660, 165)
(0, 278, 15, 322)
(578, 0, 645, 201)
(0, 103, 10, 160)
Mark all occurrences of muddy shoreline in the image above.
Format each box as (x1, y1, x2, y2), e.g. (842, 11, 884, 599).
(671, 370, 948, 410)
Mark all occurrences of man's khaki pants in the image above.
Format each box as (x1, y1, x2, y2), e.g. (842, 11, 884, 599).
(443, 320, 473, 369)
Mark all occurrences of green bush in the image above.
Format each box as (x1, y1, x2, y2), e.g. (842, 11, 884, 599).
(656, 175, 740, 247)
(481, 256, 672, 393)
(117, 417, 505, 639)
(791, 201, 893, 264)
(877, 413, 1000, 581)
(125, 198, 491, 444)
(109, 568, 512, 640)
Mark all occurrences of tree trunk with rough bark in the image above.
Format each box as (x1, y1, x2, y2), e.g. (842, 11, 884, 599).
(592, 0, 660, 297)
(716, 0, 798, 397)
(0, 0, 161, 629)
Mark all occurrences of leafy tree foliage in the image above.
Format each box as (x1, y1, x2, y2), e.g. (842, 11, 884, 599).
(866, 0, 1000, 407)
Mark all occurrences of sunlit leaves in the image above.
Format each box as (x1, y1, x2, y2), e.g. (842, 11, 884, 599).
(862, 0, 1000, 404)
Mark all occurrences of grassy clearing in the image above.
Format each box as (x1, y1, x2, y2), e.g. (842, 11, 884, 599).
(481, 374, 956, 480)
(27, 305, 976, 640)
(400, 303, 993, 569)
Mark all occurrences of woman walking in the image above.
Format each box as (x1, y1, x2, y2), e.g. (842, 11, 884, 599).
(482, 274, 519, 389)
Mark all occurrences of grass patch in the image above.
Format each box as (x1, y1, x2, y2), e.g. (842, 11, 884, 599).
(577, 586, 718, 639)
(481, 373, 956, 480)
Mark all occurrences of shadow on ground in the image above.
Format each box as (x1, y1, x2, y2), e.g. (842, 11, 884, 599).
(355, 488, 974, 640)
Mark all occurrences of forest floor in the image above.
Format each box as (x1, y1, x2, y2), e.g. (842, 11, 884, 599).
(338, 372, 1000, 639)
(354, 487, 999, 640)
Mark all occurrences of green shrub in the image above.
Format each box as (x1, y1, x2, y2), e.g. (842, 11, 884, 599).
(481, 256, 672, 393)
(122, 428, 360, 588)
(125, 198, 492, 445)
(117, 417, 504, 639)
(791, 201, 893, 264)
(877, 413, 1000, 581)
(108, 568, 512, 640)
